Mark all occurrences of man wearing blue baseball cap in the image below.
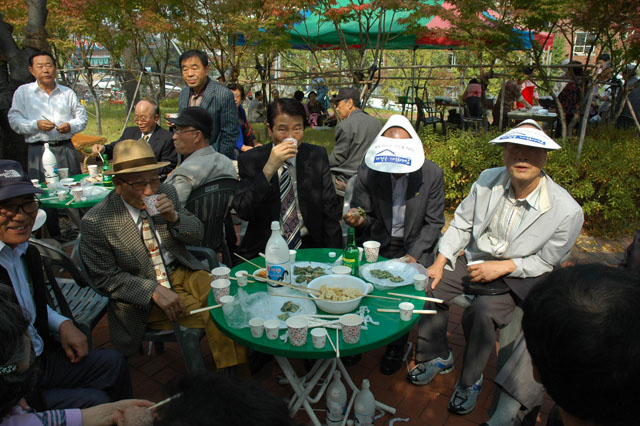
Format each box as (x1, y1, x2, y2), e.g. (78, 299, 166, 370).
(407, 120, 584, 422)
(0, 160, 131, 410)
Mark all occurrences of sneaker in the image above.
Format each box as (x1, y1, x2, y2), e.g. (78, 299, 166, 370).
(406, 349, 454, 385)
(448, 375, 483, 415)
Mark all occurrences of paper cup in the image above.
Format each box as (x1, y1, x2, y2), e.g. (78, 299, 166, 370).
(211, 266, 231, 281)
(413, 274, 428, 291)
(56, 190, 67, 201)
(235, 271, 248, 287)
(289, 249, 297, 263)
(87, 164, 98, 177)
(71, 187, 83, 202)
(399, 302, 414, 321)
(363, 241, 381, 263)
(143, 194, 160, 216)
(286, 316, 309, 347)
(340, 314, 363, 344)
(31, 179, 40, 187)
(311, 328, 326, 349)
(264, 319, 280, 340)
(332, 265, 352, 275)
(211, 279, 230, 303)
(283, 137, 298, 147)
(249, 318, 264, 338)
(58, 168, 69, 179)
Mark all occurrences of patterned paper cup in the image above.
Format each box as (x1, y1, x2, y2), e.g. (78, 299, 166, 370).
(311, 328, 327, 349)
(340, 314, 363, 344)
(399, 302, 415, 321)
(143, 194, 160, 216)
(211, 266, 231, 281)
(211, 279, 230, 303)
(413, 274, 428, 291)
(264, 319, 280, 340)
(249, 318, 265, 338)
(363, 241, 381, 263)
(286, 316, 309, 347)
(235, 271, 248, 287)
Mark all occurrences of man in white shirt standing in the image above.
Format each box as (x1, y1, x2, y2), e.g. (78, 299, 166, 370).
(8, 51, 87, 180)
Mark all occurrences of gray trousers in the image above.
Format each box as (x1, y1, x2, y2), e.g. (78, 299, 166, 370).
(28, 140, 82, 181)
(416, 256, 520, 388)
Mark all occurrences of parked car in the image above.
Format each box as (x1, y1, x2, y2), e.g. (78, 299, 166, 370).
(94, 75, 118, 90)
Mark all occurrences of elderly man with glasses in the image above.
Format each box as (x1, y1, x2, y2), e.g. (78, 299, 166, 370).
(0, 160, 131, 411)
(80, 139, 246, 372)
(92, 99, 177, 180)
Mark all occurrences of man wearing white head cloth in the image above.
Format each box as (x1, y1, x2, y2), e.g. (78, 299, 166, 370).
(343, 114, 445, 375)
(408, 120, 584, 422)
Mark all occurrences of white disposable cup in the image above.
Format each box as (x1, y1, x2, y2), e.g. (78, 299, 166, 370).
(211, 279, 230, 303)
(220, 295, 235, 317)
(31, 179, 40, 187)
(71, 187, 83, 202)
(358, 247, 363, 262)
(413, 273, 428, 291)
(283, 137, 297, 147)
(58, 168, 69, 179)
(249, 318, 265, 338)
(211, 266, 231, 281)
(340, 314, 363, 344)
(363, 241, 381, 263)
(235, 271, 248, 287)
(87, 164, 98, 177)
(289, 249, 297, 263)
(143, 194, 160, 216)
(332, 265, 352, 275)
(286, 316, 309, 347)
(264, 319, 280, 340)
(311, 328, 327, 349)
(56, 190, 67, 201)
(399, 302, 415, 321)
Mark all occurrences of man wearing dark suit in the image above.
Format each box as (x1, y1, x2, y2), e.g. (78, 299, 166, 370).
(232, 98, 342, 259)
(176, 50, 238, 159)
(93, 99, 177, 179)
(80, 139, 246, 370)
(344, 114, 445, 375)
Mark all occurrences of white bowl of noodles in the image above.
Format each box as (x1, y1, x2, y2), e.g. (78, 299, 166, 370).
(307, 274, 373, 314)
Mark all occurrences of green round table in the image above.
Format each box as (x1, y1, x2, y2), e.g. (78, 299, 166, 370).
(38, 173, 113, 209)
(209, 248, 428, 425)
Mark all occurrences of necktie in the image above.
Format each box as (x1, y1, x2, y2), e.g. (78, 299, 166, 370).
(143, 134, 150, 143)
(279, 163, 302, 249)
(140, 211, 170, 288)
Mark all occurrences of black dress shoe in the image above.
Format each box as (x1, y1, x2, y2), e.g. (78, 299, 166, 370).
(380, 345, 404, 375)
(340, 354, 362, 367)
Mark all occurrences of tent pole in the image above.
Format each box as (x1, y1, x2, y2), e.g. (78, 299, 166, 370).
(499, 78, 506, 130)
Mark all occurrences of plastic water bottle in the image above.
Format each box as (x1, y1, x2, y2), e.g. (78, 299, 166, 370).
(42, 143, 59, 186)
(265, 221, 290, 295)
(354, 379, 376, 426)
(343, 227, 359, 276)
(326, 371, 347, 426)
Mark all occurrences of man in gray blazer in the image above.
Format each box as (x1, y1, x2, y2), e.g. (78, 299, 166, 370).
(329, 88, 382, 190)
(408, 120, 584, 418)
(80, 139, 246, 370)
(177, 50, 238, 159)
(344, 114, 445, 375)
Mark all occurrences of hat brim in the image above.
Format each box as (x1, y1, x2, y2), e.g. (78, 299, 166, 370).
(106, 161, 171, 175)
(490, 127, 561, 150)
(0, 183, 45, 203)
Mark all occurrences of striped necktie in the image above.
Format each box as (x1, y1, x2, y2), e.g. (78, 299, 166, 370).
(279, 163, 302, 249)
(140, 211, 170, 288)
(143, 134, 150, 143)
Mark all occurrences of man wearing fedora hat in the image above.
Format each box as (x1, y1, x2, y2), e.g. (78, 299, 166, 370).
(0, 160, 131, 410)
(79, 139, 246, 370)
(407, 120, 584, 420)
(328, 87, 382, 190)
(343, 114, 445, 375)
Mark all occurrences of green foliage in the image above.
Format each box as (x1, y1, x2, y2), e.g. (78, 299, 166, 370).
(420, 126, 640, 236)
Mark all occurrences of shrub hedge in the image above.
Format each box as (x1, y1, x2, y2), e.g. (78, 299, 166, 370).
(420, 126, 640, 236)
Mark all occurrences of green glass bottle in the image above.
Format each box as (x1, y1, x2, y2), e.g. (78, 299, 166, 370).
(102, 154, 113, 186)
(343, 227, 359, 276)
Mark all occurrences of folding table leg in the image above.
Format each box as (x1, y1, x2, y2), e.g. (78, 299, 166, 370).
(274, 356, 323, 426)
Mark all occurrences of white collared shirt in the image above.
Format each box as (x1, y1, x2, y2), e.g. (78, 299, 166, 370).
(8, 81, 88, 143)
(0, 240, 69, 356)
(122, 199, 176, 265)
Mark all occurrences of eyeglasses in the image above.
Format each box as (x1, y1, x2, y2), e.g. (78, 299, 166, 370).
(118, 177, 161, 192)
(174, 129, 199, 136)
(0, 200, 40, 217)
(134, 115, 153, 123)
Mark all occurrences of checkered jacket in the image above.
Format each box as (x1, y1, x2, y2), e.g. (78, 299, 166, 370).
(79, 183, 204, 355)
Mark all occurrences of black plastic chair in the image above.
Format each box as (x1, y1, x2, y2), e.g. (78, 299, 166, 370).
(29, 238, 108, 348)
(415, 98, 443, 133)
(75, 235, 218, 373)
(185, 178, 238, 268)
